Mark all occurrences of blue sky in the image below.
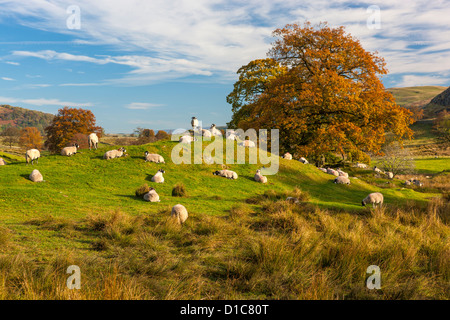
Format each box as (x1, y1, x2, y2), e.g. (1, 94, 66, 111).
(1, 0, 449, 133)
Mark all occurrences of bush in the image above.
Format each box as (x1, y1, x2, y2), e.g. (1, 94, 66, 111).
(135, 184, 150, 198)
(172, 183, 187, 197)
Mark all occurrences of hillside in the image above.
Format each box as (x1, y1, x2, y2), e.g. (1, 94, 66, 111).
(0, 104, 54, 134)
(388, 86, 447, 109)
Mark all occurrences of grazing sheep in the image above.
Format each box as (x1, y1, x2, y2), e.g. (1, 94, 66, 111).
(337, 169, 349, 178)
(318, 167, 327, 173)
(61, 143, 79, 156)
(0, 158, 6, 166)
(299, 157, 309, 164)
(334, 176, 351, 184)
(144, 151, 165, 163)
(25, 149, 40, 165)
(201, 129, 212, 138)
(385, 172, 394, 179)
(238, 140, 255, 148)
(103, 147, 126, 159)
(213, 169, 238, 180)
(327, 168, 339, 176)
(282, 153, 292, 160)
(355, 163, 368, 169)
(171, 204, 188, 224)
(226, 132, 237, 141)
(210, 124, 222, 137)
(29, 169, 43, 182)
(254, 169, 268, 183)
(191, 117, 199, 129)
(151, 169, 165, 183)
(143, 188, 160, 202)
(362, 192, 384, 208)
(88, 133, 99, 150)
(286, 197, 299, 203)
(373, 166, 383, 174)
(179, 135, 197, 144)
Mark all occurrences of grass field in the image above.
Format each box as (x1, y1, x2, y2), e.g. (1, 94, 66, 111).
(0, 139, 448, 299)
(388, 86, 447, 107)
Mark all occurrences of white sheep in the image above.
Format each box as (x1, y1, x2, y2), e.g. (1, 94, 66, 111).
(29, 169, 43, 182)
(179, 135, 196, 144)
(413, 179, 423, 187)
(238, 140, 255, 148)
(151, 169, 165, 183)
(254, 169, 268, 183)
(299, 157, 309, 164)
(318, 167, 327, 173)
(25, 149, 40, 165)
(334, 176, 351, 184)
(362, 192, 384, 208)
(404, 180, 412, 186)
(61, 143, 79, 156)
(337, 169, 349, 178)
(143, 188, 160, 202)
(286, 197, 299, 203)
(226, 130, 237, 141)
(385, 172, 394, 179)
(282, 153, 292, 160)
(373, 166, 383, 174)
(201, 129, 212, 138)
(0, 157, 6, 166)
(213, 169, 238, 180)
(171, 204, 188, 224)
(355, 163, 368, 169)
(210, 124, 222, 137)
(88, 133, 99, 150)
(191, 117, 199, 129)
(103, 147, 126, 159)
(327, 168, 339, 176)
(144, 151, 165, 163)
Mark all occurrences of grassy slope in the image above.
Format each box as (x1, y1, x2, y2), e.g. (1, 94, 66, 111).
(388, 86, 447, 107)
(0, 139, 439, 259)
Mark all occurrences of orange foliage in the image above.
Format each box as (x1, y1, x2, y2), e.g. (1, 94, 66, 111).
(45, 107, 103, 153)
(229, 22, 413, 162)
(19, 127, 42, 149)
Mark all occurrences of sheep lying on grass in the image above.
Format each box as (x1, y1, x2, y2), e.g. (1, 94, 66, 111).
(88, 133, 99, 150)
(0, 158, 6, 166)
(213, 169, 238, 180)
(362, 192, 384, 208)
(239, 140, 255, 148)
(299, 157, 309, 164)
(254, 169, 268, 183)
(327, 168, 339, 176)
(318, 168, 327, 173)
(334, 176, 351, 184)
(337, 169, 349, 178)
(210, 124, 222, 137)
(355, 163, 368, 169)
(201, 129, 212, 138)
(373, 166, 383, 174)
(282, 152, 292, 160)
(171, 204, 188, 224)
(151, 169, 165, 183)
(385, 172, 394, 179)
(61, 143, 79, 156)
(179, 135, 196, 144)
(286, 197, 299, 203)
(103, 147, 126, 159)
(29, 169, 43, 182)
(144, 151, 165, 163)
(25, 149, 40, 165)
(143, 188, 160, 202)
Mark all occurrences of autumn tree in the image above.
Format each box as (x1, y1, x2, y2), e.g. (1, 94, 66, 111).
(135, 128, 157, 144)
(1, 126, 20, 148)
(45, 107, 103, 153)
(19, 127, 43, 149)
(228, 22, 413, 163)
(155, 130, 169, 140)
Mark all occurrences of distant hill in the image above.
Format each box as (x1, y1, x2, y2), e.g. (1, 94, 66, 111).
(424, 86, 450, 116)
(388, 86, 447, 108)
(0, 104, 54, 134)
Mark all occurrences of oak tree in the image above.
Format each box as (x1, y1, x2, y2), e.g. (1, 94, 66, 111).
(228, 22, 413, 163)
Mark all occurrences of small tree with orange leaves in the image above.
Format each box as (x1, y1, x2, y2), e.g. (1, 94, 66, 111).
(228, 22, 413, 163)
(45, 107, 103, 153)
(19, 127, 42, 150)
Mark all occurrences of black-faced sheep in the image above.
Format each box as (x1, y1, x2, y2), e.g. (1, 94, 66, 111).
(334, 176, 350, 184)
(103, 147, 126, 159)
(213, 169, 238, 180)
(151, 169, 165, 183)
(282, 153, 292, 160)
(61, 143, 79, 156)
(25, 149, 40, 165)
(144, 151, 165, 163)
(299, 157, 309, 164)
(254, 169, 268, 183)
(191, 117, 199, 129)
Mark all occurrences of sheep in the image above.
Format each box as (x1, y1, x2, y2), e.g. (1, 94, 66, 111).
(404, 180, 412, 186)
(413, 179, 423, 187)
(334, 176, 351, 184)
(201, 129, 212, 138)
(282, 152, 292, 160)
(226, 129, 236, 137)
(213, 169, 238, 180)
(318, 167, 327, 173)
(210, 124, 222, 137)
(299, 157, 309, 164)
(373, 166, 383, 174)
(327, 168, 339, 176)
(286, 197, 299, 203)
(191, 117, 199, 129)
(151, 169, 165, 183)
(25, 149, 40, 165)
(144, 151, 165, 163)
(143, 188, 160, 202)
(61, 143, 79, 156)
(171, 204, 188, 224)
(254, 169, 268, 183)
(179, 135, 196, 144)
(0, 158, 6, 166)
(238, 140, 255, 148)
(103, 147, 126, 159)
(88, 133, 99, 150)
(355, 163, 368, 169)
(29, 169, 43, 182)
(337, 169, 349, 178)
(226, 133, 237, 141)
(362, 192, 384, 208)
(385, 172, 394, 179)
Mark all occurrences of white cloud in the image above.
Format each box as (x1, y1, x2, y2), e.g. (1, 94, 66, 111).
(0, 96, 93, 107)
(396, 74, 450, 87)
(125, 102, 163, 110)
(5, 61, 20, 65)
(1, 77, 15, 81)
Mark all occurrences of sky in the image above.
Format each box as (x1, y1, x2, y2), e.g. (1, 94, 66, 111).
(0, 0, 450, 133)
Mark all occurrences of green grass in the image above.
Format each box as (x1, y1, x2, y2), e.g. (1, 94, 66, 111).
(414, 158, 450, 175)
(388, 86, 447, 107)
